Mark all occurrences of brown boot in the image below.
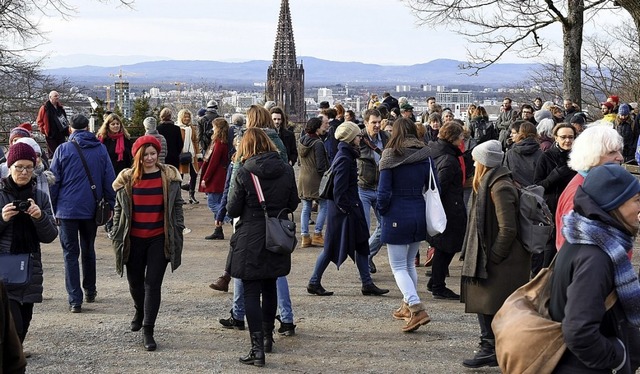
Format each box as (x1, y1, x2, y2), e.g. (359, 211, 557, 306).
(392, 301, 411, 321)
(402, 303, 431, 332)
(311, 232, 324, 246)
(209, 273, 231, 292)
(301, 234, 312, 248)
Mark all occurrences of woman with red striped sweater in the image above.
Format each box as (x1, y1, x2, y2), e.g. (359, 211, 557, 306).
(111, 135, 185, 352)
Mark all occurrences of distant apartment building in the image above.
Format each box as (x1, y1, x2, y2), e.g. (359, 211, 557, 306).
(396, 85, 411, 93)
(317, 88, 333, 105)
(436, 90, 474, 117)
(149, 87, 161, 98)
(114, 81, 131, 119)
(421, 84, 433, 92)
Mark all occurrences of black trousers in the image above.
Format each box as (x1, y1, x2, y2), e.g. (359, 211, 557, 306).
(9, 300, 34, 343)
(429, 249, 455, 292)
(242, 278, 277, 333)
(126, 235, 168, 327)
(478, 313, 495, 343)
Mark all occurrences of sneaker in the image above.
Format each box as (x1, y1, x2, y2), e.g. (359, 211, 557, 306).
(277, 321, 296, 336)
(432, 287, 460, 300)
(69, 305, 82, 313)
(85, 294, 96, 303)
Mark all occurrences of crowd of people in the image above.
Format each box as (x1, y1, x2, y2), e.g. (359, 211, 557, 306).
(1, 90, 640, 372)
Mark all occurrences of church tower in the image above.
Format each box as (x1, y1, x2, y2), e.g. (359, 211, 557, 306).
(266, 0, 305, 125)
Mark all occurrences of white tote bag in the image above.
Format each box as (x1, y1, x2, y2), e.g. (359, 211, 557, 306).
(424, 166, 447, 236)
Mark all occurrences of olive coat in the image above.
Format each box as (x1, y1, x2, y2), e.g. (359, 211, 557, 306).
(461, 167, 531, 315)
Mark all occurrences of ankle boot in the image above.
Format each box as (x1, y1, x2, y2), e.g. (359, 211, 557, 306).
(143, 325, 157, 351)
(239, 331, 265, 367)
(189, 190, 199, 204)
(263, 322, 275, 353)
(205, 226, 224, 240)
(209, 273, 231, 292)
(130, 307, 143, 332)
(462, 339, 498, 368)
(402, 303, 431, 332)
(392, 301, 411, 321)
(301, 234, 312, 248)
(311, 232, 324, 246)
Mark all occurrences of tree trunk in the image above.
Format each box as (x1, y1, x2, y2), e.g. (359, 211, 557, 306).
(563, 0, 584, 106)
(616, 0, 640, 51)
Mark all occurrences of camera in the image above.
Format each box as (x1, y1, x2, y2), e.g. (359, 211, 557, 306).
(13, 200, 31, 212)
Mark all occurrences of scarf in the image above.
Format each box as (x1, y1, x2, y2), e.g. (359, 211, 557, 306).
(378, 137, 429, 170)
(562, 211, 640, 327)
(4, 176, 39, 254)
(107, 132, 125, 162)
(180, 125, 195, 158)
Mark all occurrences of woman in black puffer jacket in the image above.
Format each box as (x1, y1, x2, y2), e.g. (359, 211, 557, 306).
(226, 128, 299, 367)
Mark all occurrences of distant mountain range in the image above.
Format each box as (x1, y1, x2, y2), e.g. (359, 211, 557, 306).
(43, 56, 539, 86)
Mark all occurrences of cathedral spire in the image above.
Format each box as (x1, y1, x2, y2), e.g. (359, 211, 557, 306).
(272, 0, 298, 70)
(266, 0, 305, 125)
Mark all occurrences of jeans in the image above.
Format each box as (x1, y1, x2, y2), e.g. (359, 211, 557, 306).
(59, 219, 97, 306)
(358, 187, 383, 261)
(243, 278, 277, 333)
(300, 199, 327, 235)
(309, 248, 372, 286)
(387, 242, 421, 306)
(206, 192, 223, 217)
(231, 276, 294, 323)
(126, 235, 168, 327)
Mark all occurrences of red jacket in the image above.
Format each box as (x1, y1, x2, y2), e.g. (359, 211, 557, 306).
(198, 139, 229, 193)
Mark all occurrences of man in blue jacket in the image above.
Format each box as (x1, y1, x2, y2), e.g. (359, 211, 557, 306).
(50, 114, 116, 313)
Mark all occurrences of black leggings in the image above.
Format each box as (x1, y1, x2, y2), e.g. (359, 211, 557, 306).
(126, 235, 168, 327)
(242, 278, 277, 333)
(9, 300, 34, 343)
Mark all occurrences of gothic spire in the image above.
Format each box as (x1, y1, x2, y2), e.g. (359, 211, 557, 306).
(272, 0, 298, 70)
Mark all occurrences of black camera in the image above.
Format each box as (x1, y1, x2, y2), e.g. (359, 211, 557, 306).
(13, 200, 31, 212)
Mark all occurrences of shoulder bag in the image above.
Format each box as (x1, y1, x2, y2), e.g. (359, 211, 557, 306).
(424, 164, 447, 236)
(492, 256, 617, 374)
(71, 141, 111, 226)
(179, 126, 193, 165)
(250, 173, 297, 255)
(0, 253, 32, 286)
(319, 155, 342, 200)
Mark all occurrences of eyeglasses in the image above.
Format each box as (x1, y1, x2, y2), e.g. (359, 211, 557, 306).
(557, 135, 575, 140)
(13, 165, 34, 173)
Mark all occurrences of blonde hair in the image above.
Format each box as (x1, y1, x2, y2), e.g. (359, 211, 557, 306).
(472, 162, 490, 193)
(159, 108, 172, 122)
(246, 105, 274, 129)
(238, 128, 277, 162)
(97, 113, 130, 140)
(177, 109, 193, 126)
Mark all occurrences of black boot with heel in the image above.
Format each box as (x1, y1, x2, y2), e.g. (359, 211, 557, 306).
(239, 331, 265, 367)
(263, 322, 275, 353)
(143, 325, 157, 351)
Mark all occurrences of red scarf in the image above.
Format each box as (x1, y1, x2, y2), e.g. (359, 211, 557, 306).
(458, 141, 466, 186)
(108, 132, 125, 161)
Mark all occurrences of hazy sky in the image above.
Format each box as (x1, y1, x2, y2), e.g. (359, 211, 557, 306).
(33, 0, 626, 68)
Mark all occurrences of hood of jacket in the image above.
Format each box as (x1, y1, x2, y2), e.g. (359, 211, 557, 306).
(298, 134, 322, 158)
(243, 152, 286, 180)
(513, 138, 541, 155)
(112, 164, 182, 191)
(69, 130, 103, 149)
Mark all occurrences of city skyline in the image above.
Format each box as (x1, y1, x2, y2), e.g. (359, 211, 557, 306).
(30, 0, 629, 69)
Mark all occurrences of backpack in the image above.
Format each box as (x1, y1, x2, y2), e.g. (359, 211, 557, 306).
(472, 119, 498, 144)
(516, 184, 554, 254)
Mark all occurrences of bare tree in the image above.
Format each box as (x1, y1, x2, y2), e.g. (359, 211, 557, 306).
(404, 0, 619, 105)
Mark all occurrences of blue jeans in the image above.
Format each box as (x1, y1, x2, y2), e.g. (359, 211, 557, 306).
(387, 242, 421, 306)
(206, 192, 223, 217)
(231, 276, 294, 323)
(358, 188, 383, 261)
(59, 219, 98, 306)
(308, 248, 372, 286)
(300, 199, 327, 235)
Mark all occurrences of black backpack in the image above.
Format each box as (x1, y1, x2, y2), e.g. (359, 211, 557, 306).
(472, 119, 498, 144)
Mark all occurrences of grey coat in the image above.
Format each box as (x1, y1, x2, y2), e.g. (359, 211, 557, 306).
(110, 164, 184, 276)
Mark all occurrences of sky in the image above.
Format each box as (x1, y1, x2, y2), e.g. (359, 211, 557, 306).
(29, 0, 628, 69)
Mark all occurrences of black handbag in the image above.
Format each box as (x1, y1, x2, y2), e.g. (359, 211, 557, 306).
(71, 141, 111, 226)
(250, 173, 297, 255)
(179, 151, 193, 165)
(0, 253, 32, 286)
(318, 167, 335, 200)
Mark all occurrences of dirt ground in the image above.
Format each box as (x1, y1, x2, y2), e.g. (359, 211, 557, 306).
(21, 187, 589, 374)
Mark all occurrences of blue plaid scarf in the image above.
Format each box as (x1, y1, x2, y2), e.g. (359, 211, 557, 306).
(563, 211, 640, 327)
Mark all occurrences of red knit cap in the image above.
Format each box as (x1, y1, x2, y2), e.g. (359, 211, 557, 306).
(132, 135, 162, 157)
(7, 142, 37, 168)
